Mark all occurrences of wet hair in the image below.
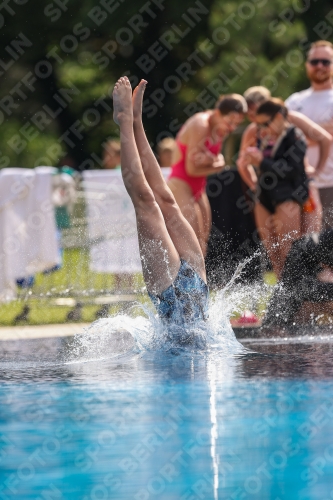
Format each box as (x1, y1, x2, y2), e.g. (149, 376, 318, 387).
(243, 86, 271, 105)
(256, 98, 288, 119)
(308, 40, 333, 57)
(215, 94, 247, 115)
(157, 137, 176, 154)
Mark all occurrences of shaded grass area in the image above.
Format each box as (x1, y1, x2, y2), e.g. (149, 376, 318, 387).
(0, 249, 148, 326)
(0, 300, 149, 326)
(32, 248, 120, 297)
(0, 301, 99, 326)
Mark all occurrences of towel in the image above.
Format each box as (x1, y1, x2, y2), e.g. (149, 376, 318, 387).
(0, 167, 60, 301)
(83, 169, 170, 274)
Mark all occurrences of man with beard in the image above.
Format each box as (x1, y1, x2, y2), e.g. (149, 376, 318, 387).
(286, 40, 333, 229)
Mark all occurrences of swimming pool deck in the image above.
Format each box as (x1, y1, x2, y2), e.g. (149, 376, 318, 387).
(0, 323, 259, 342)
(0, 322, 260, 341)
(1, 322, 332, 343)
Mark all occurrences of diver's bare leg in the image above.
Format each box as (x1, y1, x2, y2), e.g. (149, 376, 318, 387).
(132, 80, 206, 281)
(113, 77, 180, 294)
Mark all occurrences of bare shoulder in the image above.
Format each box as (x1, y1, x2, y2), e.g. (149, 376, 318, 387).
(179, 112, 210, 142)
(243, 122, 257, 139)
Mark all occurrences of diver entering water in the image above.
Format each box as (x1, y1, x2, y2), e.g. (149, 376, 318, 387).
(263, 229, 333, 326)
(112, 77, 208, 325)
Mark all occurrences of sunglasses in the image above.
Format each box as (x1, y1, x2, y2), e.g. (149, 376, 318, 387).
(257, 115, 276, 129)
(308, 59, 332, 67)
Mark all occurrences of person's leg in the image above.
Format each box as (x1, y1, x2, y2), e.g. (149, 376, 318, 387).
(319, 187, 333, 229)
(254, 202, 281, 276)
(301, 182, 323, 235)
(196, 192, 212, 256)
(132, 80, 205, 280)
(273, 201, 301, 275)
(113, 77, 180, 295)
(194, 202, 205, 253)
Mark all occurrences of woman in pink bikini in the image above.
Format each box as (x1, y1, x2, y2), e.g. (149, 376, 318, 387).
(168, 95, 247, 255)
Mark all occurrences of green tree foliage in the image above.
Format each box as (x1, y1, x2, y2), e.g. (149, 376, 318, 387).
(0, 0, 332, 169)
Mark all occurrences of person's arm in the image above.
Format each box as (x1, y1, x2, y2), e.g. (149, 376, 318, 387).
(318, 118, 333, 136)
(237, 154, 257, 190)
(184, 121, 225, 177)
(237, 124, 258, 190)
(289, 111, 333, 174)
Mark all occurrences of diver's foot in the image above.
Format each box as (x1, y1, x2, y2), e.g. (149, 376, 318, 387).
(133, 79, 147, 122)
(112, 76, 133, 125)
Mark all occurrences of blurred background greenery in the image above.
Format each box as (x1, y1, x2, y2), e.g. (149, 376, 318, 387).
(1, 0, 333, 170)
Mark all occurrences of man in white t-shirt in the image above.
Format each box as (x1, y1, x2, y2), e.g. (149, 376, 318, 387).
(286, 40, 333, 229)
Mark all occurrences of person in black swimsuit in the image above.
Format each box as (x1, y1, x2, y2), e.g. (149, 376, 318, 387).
(254, 104, 308, 214)
(238, 98, 309, 277)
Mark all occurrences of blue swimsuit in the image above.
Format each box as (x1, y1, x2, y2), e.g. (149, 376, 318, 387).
(148, 259, 209, 325)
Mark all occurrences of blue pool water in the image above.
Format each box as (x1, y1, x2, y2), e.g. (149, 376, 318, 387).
(1, 314, 333, 499)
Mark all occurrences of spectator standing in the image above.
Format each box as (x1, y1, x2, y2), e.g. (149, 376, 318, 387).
(238, 86, 272, 190)
(238, 99, 309, 277)
(286, 40, 333, 229)
(239, 86, 331, 236)
(168, 94, 247, 255)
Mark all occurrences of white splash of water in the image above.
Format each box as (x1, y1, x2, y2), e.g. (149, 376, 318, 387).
(67, 254, 270, 362)
(70, 294, 247, 363)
